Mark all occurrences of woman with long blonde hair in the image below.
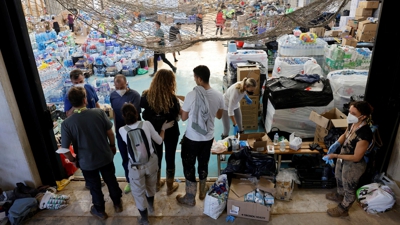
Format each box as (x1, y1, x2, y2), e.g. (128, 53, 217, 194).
(140, 69, 181, 195)
(221, 78, 257, 139)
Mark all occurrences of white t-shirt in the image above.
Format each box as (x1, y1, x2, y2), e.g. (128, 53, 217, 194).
(223, 82, 246, 116)
(118, 121, 162, 157)
(182, 87, 224, 141)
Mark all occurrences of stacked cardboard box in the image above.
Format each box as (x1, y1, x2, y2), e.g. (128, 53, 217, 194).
(237, 65, 260, 130)
(355, 1, 380, 21)
(310, 27, 325, 38)
(356, 20, 378, 42)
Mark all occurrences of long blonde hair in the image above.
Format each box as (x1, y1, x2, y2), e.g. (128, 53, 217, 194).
(143, 69, 177, 114)
(236, 78, 257, 93)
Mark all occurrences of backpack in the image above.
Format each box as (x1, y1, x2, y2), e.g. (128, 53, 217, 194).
(125, 122, 151, 166)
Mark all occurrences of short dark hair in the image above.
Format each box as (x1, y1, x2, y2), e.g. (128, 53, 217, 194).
(114, 74, 127, 82)
(70, 69, 83, 80)
(52, 16, 55, 20)
(350, 101, 373, 116)
(155, 21, 161, 26)
(176, 22, 182, 25)
(68, 86, 86, 107)
(121, 103, 138, 125)
(193, 65, 210, 83)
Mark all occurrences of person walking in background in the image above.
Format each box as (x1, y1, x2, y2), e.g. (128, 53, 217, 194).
(176, 65, 224, 206)
(119, 103, 174, 224)
(110, 74, 141, 194)
(195, 11, 203, 36)
(52, 16, 60, 35)
(58, 86, 123, 220)
(215, 10, 225, 35)
(150, 21, 177, 77)
(141, 69, 181, 195)
(67, 13, 74, 32)
(221, 78, 257, 139)
(169, 22, 182, 62)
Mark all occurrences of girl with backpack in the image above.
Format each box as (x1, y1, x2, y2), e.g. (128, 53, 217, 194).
(140, 69, 181, 195)
(119, 103, 174, 224)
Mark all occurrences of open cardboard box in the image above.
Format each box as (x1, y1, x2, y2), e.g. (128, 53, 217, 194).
(309, 108, 347, 143)
(227, 177, 276, 221)
(239, 133, 271, 152)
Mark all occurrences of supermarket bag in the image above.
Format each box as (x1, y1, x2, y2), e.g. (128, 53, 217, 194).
(357, 183, 396, 214)
(203, 174, 229, 220)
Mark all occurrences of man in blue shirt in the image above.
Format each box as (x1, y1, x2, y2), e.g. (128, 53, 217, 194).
(64, 69, 100, 117)
(110, 74, 141, 194)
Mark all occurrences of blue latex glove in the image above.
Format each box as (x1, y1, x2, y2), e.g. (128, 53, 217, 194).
(328, 141, 341, 154)
(244, 94, 253, 105)
(322, 155, 334, 167)
(233, 125, 239, 135)
(226, 215, 236, 222)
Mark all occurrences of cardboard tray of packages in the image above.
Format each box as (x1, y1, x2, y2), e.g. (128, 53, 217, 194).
(238, 133, 270, 152)
(227, 177, 276, 222)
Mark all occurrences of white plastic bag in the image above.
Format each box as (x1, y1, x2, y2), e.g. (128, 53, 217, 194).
(203, 174, 229, 219)
(357, 183, 396, 214)
(211, 140, 227, 154)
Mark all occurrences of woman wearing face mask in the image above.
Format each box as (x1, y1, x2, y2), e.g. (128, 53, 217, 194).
(140, 69, 181, 195)
(110, 74, 141, 194)
(324, 101, 373, 217)
(221, 78, 257, 139)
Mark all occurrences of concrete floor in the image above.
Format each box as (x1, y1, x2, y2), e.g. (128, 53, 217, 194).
(25, 181, 400, 225)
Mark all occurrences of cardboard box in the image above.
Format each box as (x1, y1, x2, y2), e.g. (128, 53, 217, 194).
(347, 19, 359, 29)
(343, 26, 355, 37)
(157, 14, 166, 23)
(356, 31, 376, 42)
(358, 1, 379, 9)
(324, 30, 340, 37)
(147, 57, 154, 67)
(342, 37, 358, 47)
(309, 108, 347, 143)
(358, 20, 378, 32)
(355, 16, 368, 21)
(227, 178, 276, 221)
(240, 95, 259, 109)
(102, 104, 114, 119)
(310, 27, 326, 37)
(165, 16, 174, 24)
(238, 132, 270, 151)
(237, 66, 260, 95)
(355, 8, 373, 17)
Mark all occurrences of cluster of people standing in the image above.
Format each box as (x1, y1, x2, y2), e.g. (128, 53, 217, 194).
(58, 66, 259, 224)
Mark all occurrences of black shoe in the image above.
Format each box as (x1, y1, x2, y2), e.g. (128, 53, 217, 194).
(90, 205, 108, 220)
(114, 199, 123, 213)
(138, 209, 149, 225)
(149, 73, 155, 77)
(172, 67, 177, 73)
(174, 59, 178, 62)
(220, 32, 223, 35)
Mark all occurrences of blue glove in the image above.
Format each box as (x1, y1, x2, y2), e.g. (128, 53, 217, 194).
(244, 94, 253, 105)
(233, 125, 239, 135)
(328, 141, 341, 154)
(322, 155, 334, 167)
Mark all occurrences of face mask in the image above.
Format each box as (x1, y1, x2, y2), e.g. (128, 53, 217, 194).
(347, 113, 361, 124)
(116, 89, 126, 97)
(246, 91, 254, 95)
(74, 83, 85, 87)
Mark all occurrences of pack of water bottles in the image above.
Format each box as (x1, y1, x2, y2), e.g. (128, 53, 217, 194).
(277, 34, 328, 57)
(323, 44, 372, 74)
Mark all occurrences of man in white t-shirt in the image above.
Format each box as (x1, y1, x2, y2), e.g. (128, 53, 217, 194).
(176, 65, 224, 206)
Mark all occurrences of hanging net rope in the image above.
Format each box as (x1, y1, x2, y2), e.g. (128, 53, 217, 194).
(55, 0, 350, 52)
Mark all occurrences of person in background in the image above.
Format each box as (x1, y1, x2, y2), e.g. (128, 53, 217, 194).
(110, 74, 141, 194)
(176, 65, 224, 206)
(324, 101, 373, 217)
(64, 69, 100, 118)
(67, 13, 74, 32)
(59, 86, 122, 220)
(169, 22, 182, 62)
(52, 16, 60, 35)
(195, 11, 203, 36)
(221, 78, 257, 139)
(111, 17, 119, 38)
(119, 104, 174, 225)
(215, 10, 225, 35)
(149, 21, 177, 77)
(140, 69, 181, 195)
(285, 3, 294, 14)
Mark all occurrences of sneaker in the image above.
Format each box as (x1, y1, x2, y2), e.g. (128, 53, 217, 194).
(124, 184, 131, 194)
(90, 205, 108, 220)
(172, 67, 177, 73)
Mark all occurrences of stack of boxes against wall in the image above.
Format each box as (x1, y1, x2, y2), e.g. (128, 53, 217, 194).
(237, 65, 261, 131)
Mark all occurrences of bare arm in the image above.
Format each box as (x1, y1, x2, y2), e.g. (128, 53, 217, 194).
(332, 140, 369, 162)
(181, 110, 189, 121)
(96, 102, 101, 108)
(216, 109, 224, 119)
(107, 129, 115, 146)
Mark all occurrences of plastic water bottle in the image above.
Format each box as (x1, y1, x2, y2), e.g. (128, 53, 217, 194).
(273, 133, 279, 145)
(280, 141, 285, 151)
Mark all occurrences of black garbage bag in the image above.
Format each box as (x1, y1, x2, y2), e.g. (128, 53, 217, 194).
(222, 147, 276, 179)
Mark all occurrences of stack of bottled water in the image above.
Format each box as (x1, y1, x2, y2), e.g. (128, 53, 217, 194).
(277, 34, 328, 58)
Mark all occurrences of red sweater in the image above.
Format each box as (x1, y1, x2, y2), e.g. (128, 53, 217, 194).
(216, 12, 225, 27)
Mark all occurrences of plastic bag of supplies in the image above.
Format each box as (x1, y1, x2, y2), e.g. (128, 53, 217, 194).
(203, 174, 229, 219)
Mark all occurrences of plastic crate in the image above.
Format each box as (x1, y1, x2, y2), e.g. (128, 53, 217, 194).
(297, 168, 336, 189)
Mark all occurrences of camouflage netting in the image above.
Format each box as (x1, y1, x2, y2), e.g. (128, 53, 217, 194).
(55, 0, 350, 52)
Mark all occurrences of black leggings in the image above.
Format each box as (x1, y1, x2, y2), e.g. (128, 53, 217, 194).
(153, 126, 180, 171)
(69, 23, 74, 32)
(216, 26, 223, 34)
(153, 53, 174, 73)
(196, 24, 203, 34)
